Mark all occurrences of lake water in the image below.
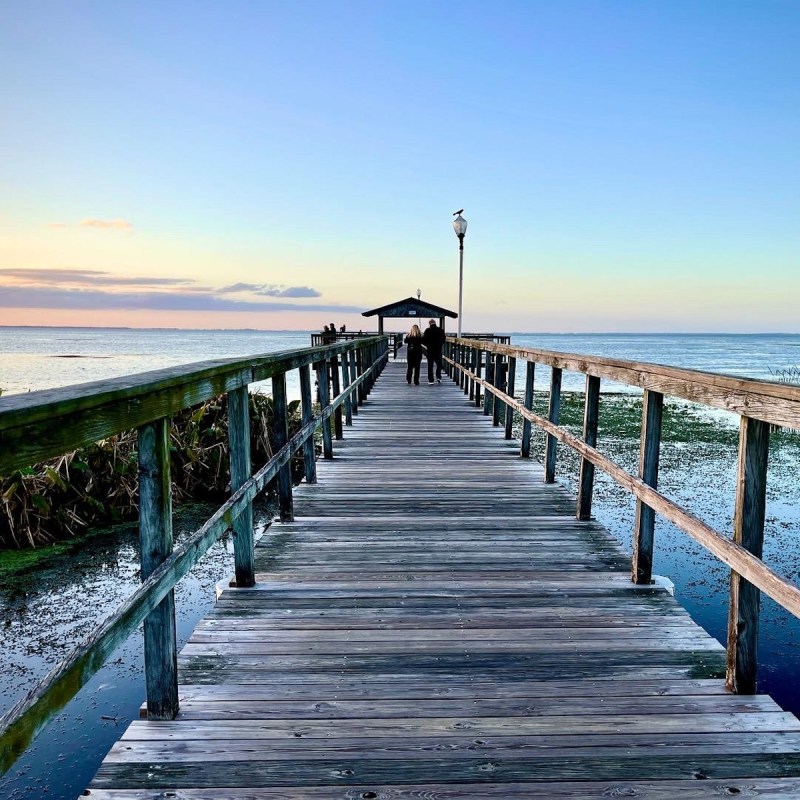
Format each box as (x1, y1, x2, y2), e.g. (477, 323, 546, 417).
(1, 326, 800, 799)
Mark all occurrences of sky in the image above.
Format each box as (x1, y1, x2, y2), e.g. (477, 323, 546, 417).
(1, 1, 798, 333)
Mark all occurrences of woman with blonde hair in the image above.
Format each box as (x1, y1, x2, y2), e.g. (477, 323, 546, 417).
(405, 324, 424, 385)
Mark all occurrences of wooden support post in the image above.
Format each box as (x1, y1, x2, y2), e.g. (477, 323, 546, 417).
(340, 353, 353, 426)
(492, 354, 504, 426)
(469, 347, 476, 401)
(632, 390, 663, 584)
(271, 371, 294, 521)
(316, 360, 333, 458)
(227, 386, 255, 587)
(357, 349, 366, 403)
(504, 356, 517, 440)
(463, 346, 470, 395)
(521, 361, 535, 458)
(299, 364, 317, 483)
(577, 375, 601, 521)
(544, 367, 562, 483)
(475, 348, 483, 407)
(137, 418, 178, 720)
(726, 416, 770, 694)
(484, 355, 495, 417)
(348, 350, 359, 415)
(330, 355, 343, 440)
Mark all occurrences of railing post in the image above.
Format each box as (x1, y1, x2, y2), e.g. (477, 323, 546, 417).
(577, 375, 600, 521)
(544, 367, 562, 483)
(474, 348, 483, 407)
(726, 415, 770, 694)
(271, 371, 294, 521)
(632, 389, 663, 584)
(463, 346, 470, 395)
(521, 361, 535, 458)
(460, 345, 467, 390)
(227, 386, 255, 587)
(330, 355, 343, 440)
(316, 359, 333, 458)
(468, 347, 476, 401)
(348, 350, 359, 415)
(357, 348, 366, 403)
(340, 351, 353, 426)
(492, 354, 504, 426)
(504, 356, 517, 440)
(484, 355, 495, 417)
(137, 417, 178, 720)
(299, 364, 317, 483)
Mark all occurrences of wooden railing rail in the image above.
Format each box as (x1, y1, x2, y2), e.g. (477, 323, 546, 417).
(0, 336, 390, 775)
(444, 336, 800, 697)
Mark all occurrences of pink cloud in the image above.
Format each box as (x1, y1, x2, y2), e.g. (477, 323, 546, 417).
(79, 218, 133, 232)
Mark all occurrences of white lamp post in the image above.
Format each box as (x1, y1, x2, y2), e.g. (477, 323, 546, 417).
(452, 210, 467, 338)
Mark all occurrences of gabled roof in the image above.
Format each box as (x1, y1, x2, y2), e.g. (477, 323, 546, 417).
(362, 297, 458, 319)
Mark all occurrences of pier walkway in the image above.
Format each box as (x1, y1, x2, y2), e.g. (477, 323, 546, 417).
(88, 360, 800, 797)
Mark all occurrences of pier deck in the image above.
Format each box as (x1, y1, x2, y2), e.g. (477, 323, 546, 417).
(88, 360, 800, 798)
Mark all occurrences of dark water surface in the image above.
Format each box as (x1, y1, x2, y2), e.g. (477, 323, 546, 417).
(0, 501, 272, 800)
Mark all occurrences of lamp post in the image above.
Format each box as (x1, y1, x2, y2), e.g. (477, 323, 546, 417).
(452, 210, 467, 338)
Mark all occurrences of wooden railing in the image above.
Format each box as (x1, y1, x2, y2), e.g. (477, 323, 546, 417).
(444, 336, 800, 696)
(0, 336, 390, 774)
(311, 332, 403, 358)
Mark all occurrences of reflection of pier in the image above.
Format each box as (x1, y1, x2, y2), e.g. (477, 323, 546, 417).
(2, 333, 800, 795)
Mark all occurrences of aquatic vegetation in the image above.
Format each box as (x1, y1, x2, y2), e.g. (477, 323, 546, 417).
(769, 365, 800, 385)
(0, 393, 307, 549)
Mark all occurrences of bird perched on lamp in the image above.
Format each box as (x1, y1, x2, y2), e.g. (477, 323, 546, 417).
(453, 209, 464, 216)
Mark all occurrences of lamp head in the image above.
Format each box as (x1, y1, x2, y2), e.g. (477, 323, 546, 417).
(452, 212, 467, 239)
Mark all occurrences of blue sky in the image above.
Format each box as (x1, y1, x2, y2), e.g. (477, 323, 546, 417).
(1, 1, 798, 331)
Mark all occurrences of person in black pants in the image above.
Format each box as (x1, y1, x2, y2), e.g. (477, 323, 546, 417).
(422, 319, 446, 384)
(405, 324, 423, 385)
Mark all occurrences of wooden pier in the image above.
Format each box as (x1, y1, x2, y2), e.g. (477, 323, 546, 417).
(85, 360, 800, 797)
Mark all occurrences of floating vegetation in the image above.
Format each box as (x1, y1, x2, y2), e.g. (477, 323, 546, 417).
(0, 393, 308, 549)
(769, 365, 800, 385)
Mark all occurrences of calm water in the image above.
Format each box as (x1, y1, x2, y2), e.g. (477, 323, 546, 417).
(1, 327, 799, 798)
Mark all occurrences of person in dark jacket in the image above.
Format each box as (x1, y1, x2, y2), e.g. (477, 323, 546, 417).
(405, 324, 424, 385)
(422, 319, 446, 384)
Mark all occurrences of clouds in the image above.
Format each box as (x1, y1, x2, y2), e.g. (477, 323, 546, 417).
(0, 268, 192, 287)
(219, 283, 322, 298)
(0, 268, 357, 314)
(46, 219, 134, 232)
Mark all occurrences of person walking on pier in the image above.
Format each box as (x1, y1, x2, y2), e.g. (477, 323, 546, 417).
(405, 324, 424, 385)
(422, 318, 446, 384)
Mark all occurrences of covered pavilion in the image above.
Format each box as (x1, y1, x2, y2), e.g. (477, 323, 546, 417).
(361, 297, 458, 334)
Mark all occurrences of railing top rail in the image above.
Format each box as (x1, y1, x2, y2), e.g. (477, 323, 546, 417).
(0, 336, 388, 475)
(448, 336, 800, 429)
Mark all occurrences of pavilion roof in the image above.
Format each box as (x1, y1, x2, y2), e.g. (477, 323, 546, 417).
(362, 297, 457, 319)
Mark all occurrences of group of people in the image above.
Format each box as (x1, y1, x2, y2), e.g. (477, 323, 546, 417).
(321, 323, 346, 343)
(405, 319, 446, 385)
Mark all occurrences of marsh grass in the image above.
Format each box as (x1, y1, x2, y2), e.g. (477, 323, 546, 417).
(0, 393, 308, 550)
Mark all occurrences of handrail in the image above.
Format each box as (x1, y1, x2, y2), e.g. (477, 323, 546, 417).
(0, 338, 386, 475)
(449, 337, 800, 429)
(444, 335, 800, 698)
(0, 336, 391, 775)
